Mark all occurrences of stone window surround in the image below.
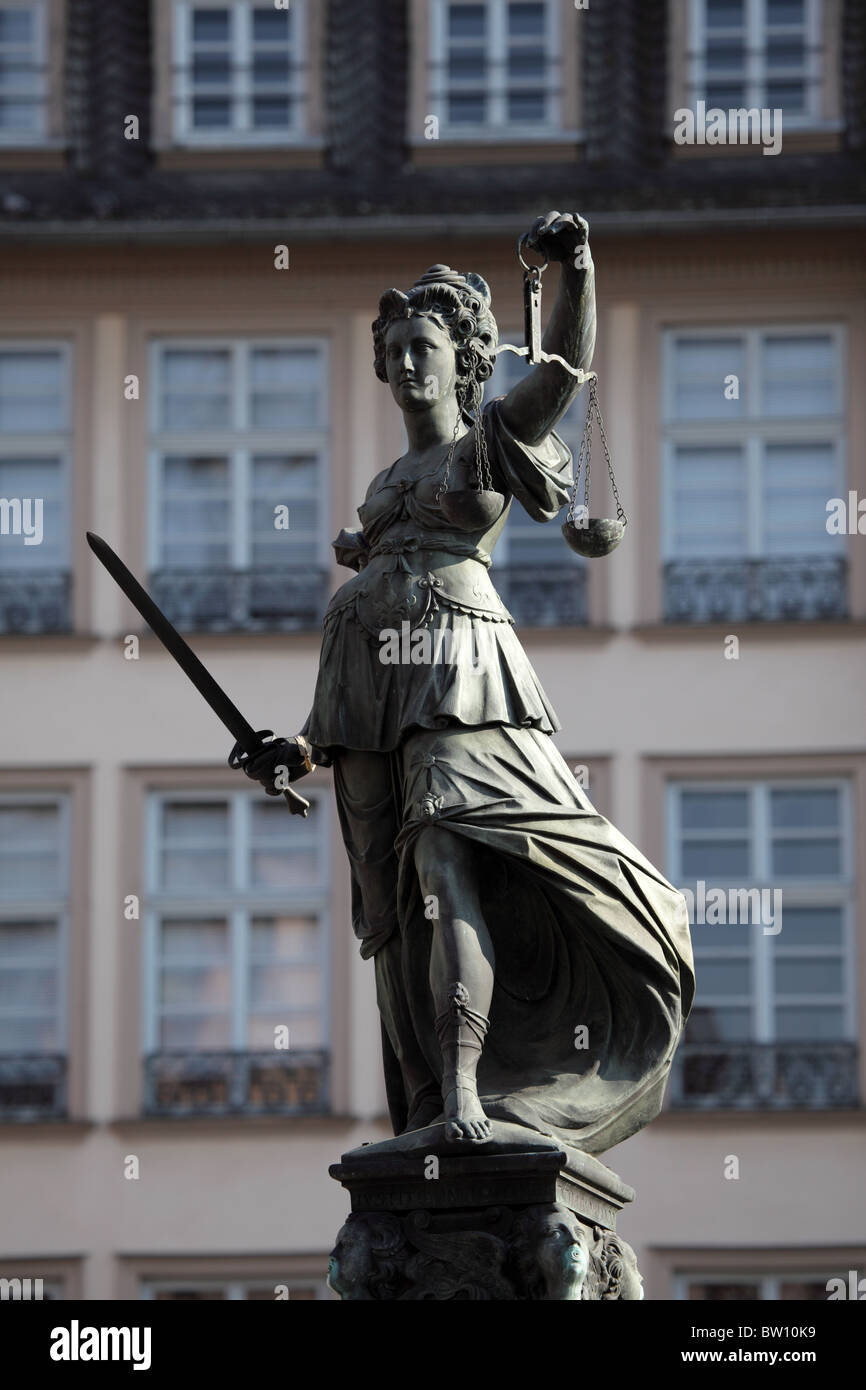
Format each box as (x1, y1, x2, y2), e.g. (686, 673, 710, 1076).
(667, 0, 844, 156)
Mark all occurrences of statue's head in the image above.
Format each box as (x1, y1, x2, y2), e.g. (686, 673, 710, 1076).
(513, 1204, 591, 1301)
(372, 265, 498, 418)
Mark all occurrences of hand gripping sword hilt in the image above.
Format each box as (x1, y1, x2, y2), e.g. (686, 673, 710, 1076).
(228, 729, 311, 818)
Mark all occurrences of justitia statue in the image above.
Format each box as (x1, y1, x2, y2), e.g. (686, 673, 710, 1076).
(234, 212, 694, 1161)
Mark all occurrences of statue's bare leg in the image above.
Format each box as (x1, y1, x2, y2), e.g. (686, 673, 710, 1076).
(414, 826, 494, 1143)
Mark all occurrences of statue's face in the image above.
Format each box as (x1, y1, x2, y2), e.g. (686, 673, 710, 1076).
(535, 1213, 589, 1293)
(384, 314, 458, 413)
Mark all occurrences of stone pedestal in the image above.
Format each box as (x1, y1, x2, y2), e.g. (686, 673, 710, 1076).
(328, 1131, 643, 1300)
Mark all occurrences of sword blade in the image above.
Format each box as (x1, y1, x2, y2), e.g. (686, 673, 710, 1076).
(86, 532, 309, 815)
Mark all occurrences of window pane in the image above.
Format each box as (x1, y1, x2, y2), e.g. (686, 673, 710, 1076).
(697, 959, 751, 996)
(250, 916, 319, 960)
(681, 840, 750, 878)
(687, 1281, 761, 1300)
(779, 1280, 834, 1300)
(160, 350, 232, 430)
(0, 804, 61, 894)
(706, 0, 744, 29)
(761, 335, 836, 416)
(767, 0, 804, 24)
(161, 919, 228, 959)
(0, 10, 33, 43)
(775, 958, 843, 995)
(248, 965, 321, 1009)
(449, 5, 485, 39)
(772, 838, 841, 877)
(767, 38, 805, 70)
(671, 446, 747, 557)
(160, 1013, 230, 1048)
(0, 919, 57, 959)
(507, 91, 546, 123)
(706, 39, 745, 75)
(253, 8, 290, 42)
(685, 1005, 752, 1042)
(0, 965, 57, 1007)
(161, 851, 230, 890)
(0, 1015, 58, 1050)
(672, 339, 745, 419)
(448, 93, 485, 123)
(774, 1005, 845, 1040)
(689, 918, 749, 950)
(680, 791, 749, 831)
(762, 443, 838, 554)
(0, 351, 64, 432)
(192, 9, 230, 43)
(766, 81, 805, 114)
(770, 788, 839, 830)
(249, 347, 322, 428)
(162, 801, 229, 841)
(161, 965, 230, 1007)
(774, 906, 842, 947)
(505, 3, 544, 36)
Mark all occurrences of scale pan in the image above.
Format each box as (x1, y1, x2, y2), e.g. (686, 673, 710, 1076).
(439, 489, 505, 530)
(561, 516, 626, 558)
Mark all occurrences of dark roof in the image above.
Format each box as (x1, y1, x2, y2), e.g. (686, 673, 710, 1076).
(0, 0, 864, 237)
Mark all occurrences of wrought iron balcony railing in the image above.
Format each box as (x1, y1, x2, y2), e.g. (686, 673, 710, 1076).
(148, 566, 329, 633)
(669, 1041, 859, 1111)
(0, 571, 72, 635)
(493, 563, 588, 628)
(663, 556, 848, 625)
(143, 1049, 329, 1118)
(0, 1054, 67, 1120)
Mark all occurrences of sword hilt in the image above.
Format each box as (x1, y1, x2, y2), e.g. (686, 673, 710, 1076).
(229, 730, 311, 817)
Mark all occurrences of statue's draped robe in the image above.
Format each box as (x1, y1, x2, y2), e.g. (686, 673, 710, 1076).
(304, 400, 694, 1154)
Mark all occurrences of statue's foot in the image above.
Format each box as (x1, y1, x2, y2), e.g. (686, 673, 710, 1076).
(443, 1080, 492, 1143)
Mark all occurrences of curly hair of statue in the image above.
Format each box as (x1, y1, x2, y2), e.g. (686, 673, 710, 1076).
(372, 268, 505, 530)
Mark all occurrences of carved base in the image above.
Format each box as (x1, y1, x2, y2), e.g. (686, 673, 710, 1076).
(328, 1144, 643, 1300)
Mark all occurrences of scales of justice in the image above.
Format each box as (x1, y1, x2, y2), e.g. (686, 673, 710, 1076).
(88, 212, 693, 1300)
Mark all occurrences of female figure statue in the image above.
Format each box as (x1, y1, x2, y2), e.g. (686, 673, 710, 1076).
(235, 212, 694, 1151)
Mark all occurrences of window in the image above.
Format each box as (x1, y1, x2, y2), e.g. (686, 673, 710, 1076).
(689, 0, 823, 123)
(484, 347, 588, 626)
(662, 326, 846, 622)
(0, 2, 46, 142)
(172, 0, 307, 144)
(0, 344, 71, 633)
(148, 338, 328, 631)
(0, 795, 68, 1119)
(140, 1277, 323, 1299)
(667, 779, 857, 1108)
(143, 788, 329, 1116)
(430, 1, 559, 135)
(676, 1270, 840, 1300)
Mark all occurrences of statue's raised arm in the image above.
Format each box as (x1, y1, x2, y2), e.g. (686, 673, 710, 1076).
(498, 211, 597, 448)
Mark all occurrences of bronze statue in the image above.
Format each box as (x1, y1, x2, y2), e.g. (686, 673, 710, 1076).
(236, 212, 694, 1154)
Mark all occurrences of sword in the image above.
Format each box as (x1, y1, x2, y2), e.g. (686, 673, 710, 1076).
(86, 532, 310, 817)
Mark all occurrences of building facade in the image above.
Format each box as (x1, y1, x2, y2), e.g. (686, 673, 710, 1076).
(0, 0, 864, 1300)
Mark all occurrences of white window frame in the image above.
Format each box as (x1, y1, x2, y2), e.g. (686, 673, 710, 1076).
(0, 340, 71, 570)
(666, 778, 856, 1044)
(172, 0, 308, 146)
(0, 792, 70, 1055)
(142, 786, 331, 1055)
(430, 0, 561, 140)
(688, 0, 828, 130)
(661, 324, 847, 561)
(0, 0, 48, 145)
(147, 336, 330, 573)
